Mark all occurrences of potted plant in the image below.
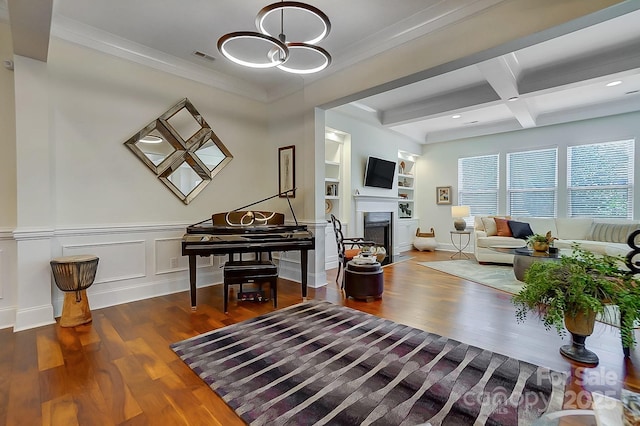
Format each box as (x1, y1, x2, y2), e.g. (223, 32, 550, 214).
(526, 231, 557, 252)
(512, 245, 640, 364)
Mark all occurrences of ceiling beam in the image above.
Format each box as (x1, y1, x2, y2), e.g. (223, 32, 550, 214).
(7, 0, 53, 61)
(381, 83, 500, 126)
(476, 55, 537, 128)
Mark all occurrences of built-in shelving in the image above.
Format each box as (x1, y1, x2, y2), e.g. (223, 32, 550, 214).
(398, 151, 417, 219)
(325, 128, 351, 270)
(325, 128, 349, 222)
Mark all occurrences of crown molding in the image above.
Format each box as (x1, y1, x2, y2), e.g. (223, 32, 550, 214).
(51, 16, 269, 103)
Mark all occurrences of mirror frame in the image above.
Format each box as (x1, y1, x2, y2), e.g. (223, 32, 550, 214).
(124, 98, 233, 204)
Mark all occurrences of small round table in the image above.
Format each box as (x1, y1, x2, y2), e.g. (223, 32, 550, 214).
(50, 255, 99, 327)
(450, 230, 471, 259)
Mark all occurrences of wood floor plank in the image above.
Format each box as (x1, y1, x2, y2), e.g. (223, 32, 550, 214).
(126, 337, 174, 380)
(0, 328, 15, 422)
(82, 332, 144, 423)
(36, 330, 64, 371)
(41, 393, 79, 426)
(6, 331, 42, 426)
(2, 249, 640, 425)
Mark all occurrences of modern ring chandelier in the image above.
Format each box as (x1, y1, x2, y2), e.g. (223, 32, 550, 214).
(217, 1, 331, 74)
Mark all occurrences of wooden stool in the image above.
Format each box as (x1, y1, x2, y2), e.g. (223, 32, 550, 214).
(223, 260, 278, 313)
(50, 255, 99, 327)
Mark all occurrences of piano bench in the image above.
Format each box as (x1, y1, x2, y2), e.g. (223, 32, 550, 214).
(223, 260, 278, 313)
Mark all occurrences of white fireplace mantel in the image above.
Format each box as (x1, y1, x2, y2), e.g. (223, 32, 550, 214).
(353, 194, 400, 256)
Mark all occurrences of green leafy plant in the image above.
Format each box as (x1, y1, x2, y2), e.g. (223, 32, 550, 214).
(526, 231, 557, 247)
(512, 245, 640, 349)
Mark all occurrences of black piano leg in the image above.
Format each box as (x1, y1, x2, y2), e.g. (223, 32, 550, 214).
(189, 255, 197, 310)
(301, 249, 309, 301)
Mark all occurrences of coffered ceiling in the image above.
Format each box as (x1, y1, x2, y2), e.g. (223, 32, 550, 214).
(3, 0, 639, 144)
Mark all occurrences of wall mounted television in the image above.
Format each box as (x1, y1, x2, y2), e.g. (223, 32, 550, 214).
(364, 156, 396, 189)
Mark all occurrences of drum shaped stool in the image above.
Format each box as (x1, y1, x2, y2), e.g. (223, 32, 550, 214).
(50, 255, 99, 327)
(344, 261, 384, 301)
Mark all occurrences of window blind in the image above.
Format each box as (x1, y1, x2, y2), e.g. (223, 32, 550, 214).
(458, 154, 499, 216)
(507, 148, 557, 217)
(567, 139, 634, 218)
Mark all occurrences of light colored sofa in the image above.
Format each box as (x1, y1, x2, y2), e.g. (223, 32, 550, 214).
(474, 216, 640, 264)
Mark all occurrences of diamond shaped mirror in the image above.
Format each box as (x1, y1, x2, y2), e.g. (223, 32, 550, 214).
(124, 98, 233, 204)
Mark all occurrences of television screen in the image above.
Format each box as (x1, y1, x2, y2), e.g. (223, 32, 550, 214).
(364, 156, 396, 189)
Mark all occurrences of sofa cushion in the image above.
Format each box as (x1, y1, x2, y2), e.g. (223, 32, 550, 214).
(476, 235, 527, 249)
(508, 220, 534, 239)
(555, 218, 593, 240)
(588, 222, 640, 243)
(494, 218, 513, 236)
(518, 217, 558, 237)
(480, 217, 498, 236)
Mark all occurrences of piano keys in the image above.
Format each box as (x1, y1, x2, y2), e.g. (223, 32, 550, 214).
(182, 211, 314, 310)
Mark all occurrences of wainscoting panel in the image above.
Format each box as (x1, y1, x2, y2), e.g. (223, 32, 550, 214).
(62, 240, 146, 284)
(0, 234, 17, 330)
(50, 225, 224, 319)
(0, 248, 3, 299)
(155, 237, 217, 275)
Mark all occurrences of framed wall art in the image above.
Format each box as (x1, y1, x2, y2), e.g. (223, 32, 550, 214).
(436, 186, 452, 205)
(278, 145, 296, 197)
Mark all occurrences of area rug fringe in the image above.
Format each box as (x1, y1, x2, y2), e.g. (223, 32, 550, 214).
(171, 300, 565, 425)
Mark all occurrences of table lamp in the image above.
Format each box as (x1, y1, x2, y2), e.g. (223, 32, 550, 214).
(451, 205, 470, 231)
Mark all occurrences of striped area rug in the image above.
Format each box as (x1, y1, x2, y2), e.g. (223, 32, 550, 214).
(171, 301, 565, 425)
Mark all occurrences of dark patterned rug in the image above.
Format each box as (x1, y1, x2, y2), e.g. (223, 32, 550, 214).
(171, 301, 566, 425)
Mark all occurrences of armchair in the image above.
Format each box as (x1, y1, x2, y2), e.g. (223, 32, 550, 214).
(330, 214, 377, 287)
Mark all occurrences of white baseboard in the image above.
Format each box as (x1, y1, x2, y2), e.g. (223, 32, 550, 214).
(0, 305, 15, 330)
(14, 304, 55, 332)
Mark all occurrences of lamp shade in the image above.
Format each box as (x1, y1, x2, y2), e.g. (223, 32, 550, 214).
(451, 205, 470, 218)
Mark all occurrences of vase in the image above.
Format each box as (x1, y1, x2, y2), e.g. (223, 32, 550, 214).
(532, 241, 549, 252)
(560, 310, 599, 365)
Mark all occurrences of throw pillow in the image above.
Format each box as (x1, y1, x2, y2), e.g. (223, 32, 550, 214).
(494, 218, 513, 237)
(481, 217, 498, 236)
(508, 220, 534, 239)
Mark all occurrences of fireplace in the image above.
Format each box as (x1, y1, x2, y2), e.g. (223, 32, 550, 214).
(364, 212, 393, 265)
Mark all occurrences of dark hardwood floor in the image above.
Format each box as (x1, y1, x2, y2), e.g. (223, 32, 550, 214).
(1, 249, 639, 425)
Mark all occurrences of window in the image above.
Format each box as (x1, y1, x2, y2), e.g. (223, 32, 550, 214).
(458, 154, 499, 216)
(567, 139, 634, 218)
(507, 148, 557, 217)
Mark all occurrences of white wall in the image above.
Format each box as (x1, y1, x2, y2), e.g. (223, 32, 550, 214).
(0, 21, 17, 328)
(418, 111, 640, 250)
(49, 39, 271, 226)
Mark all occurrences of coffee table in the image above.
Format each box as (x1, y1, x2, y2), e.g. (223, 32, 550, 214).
(491, 247, 565, 281)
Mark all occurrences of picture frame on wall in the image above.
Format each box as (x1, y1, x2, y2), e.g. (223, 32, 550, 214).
(436, 186, 452, 204)
(278, 145, 296, 198)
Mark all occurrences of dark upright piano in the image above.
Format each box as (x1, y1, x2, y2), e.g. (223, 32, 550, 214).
(181, 196, 314, 310)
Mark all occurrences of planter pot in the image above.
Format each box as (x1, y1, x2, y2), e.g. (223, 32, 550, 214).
(560, 310, 599, 365)
(532, 241, 549, 252)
